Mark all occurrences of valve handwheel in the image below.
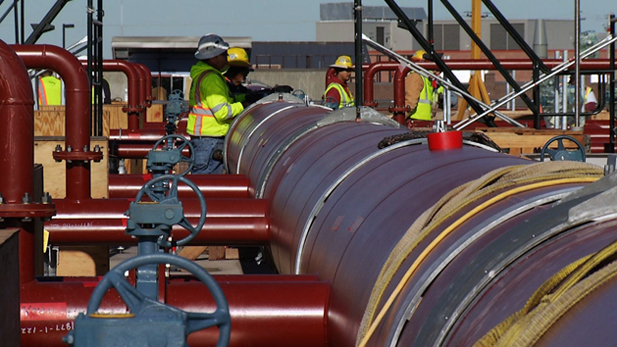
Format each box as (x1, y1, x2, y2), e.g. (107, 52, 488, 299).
(134, 174, 206, 248)
(72, 254, 231, 347)
(540, 135, 586, 162)
(152, 134, 195, 176)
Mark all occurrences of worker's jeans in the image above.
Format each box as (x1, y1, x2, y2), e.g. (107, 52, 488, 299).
(191, 136, 225, 174)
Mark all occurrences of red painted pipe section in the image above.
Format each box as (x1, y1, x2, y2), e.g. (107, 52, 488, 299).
(114, 142, 189, 158)
(133, 63, 153, 108)
(12, 45, 95, 201)
(0, 43, 34, 203)
(0, 40, 36, 284)
(363, 62, 399, 107)
(20, 277, 329, 347)
(83, 60, 142, 131)
(108, 174, 250, 199)
(45, 198, 269, 245)
(44, 217, 270, 245)
(52, 198, 268, 219)
(390, 65, 410, 125)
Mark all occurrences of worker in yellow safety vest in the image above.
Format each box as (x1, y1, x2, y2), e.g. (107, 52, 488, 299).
(187, 33, 245, 174)
(405, 50, 434, 123)
(38, 70, 62, 106)
(323, 55, 355, 109)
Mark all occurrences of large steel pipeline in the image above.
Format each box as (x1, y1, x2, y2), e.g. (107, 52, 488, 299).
(225, 100, 617, 346)
(12, 44, 101, 201)
(81, 59, 142, 131)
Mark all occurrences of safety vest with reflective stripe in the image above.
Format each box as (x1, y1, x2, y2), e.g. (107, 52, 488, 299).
(187, 63, 244, 137)
(38, 76, 62, 106)
(324, 82, 355, 109)
(409, 75, 434, 121)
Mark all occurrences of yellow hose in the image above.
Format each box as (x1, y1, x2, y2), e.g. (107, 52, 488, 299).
(357, 176, 600, 347)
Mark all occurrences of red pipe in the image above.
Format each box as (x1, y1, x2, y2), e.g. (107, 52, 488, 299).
(133, 63, 153, 108)
(82, 60, 142, 131)
(363, 62, 399, 107)
(114, 142, 189, 158)
(0, 44, 34, 203)
(44, 217, 270, 245)
(52, 198, 268, 219)
(46, 198, 269, 245)
(12, 45, 99, 201)
(108, 174, 250, 199)
(20, 277, 329, 347)
(0, 40, 36, 284)
(390, 65, 411, 125)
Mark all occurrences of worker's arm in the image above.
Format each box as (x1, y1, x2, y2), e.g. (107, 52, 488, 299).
(202, 74, 244, 121)
(404, 73, 424, 115)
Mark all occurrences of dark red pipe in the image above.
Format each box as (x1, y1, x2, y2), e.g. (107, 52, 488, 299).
(20, 277, 329, 347)
(390, 65, 411, 125)
(1, 44, 34, 203)
(82, 60, 142, 131)
(12, 45, 96, 202)
(0, 40, 36, 284)
(108, 174, 250, 199)
(46, 198, 269, 244)
(44, 217, 270, 245)
(363, 62, 399, 107)
(52, 198, 268, 219)
(133, 63, 153, 108)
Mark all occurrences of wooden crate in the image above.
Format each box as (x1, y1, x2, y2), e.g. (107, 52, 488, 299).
(475, 127, 586, 156)
(34, 136, 109, 199)
(56, 246, 109, 277)
(34, 103, 165, 137)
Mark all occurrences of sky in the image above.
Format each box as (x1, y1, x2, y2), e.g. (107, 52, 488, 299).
(0, 0, 614, 58)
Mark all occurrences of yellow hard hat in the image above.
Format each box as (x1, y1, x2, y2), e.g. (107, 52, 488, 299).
(330, 55, 353, 69)
(411, 50, 427, 61)
(227, 47, 251, 67)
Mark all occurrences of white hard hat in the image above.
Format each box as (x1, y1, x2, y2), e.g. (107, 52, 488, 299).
(195, 34, 229, 60)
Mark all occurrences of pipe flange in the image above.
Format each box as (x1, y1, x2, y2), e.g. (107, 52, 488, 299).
(122, 105, 143, 114)
(0, 202, 56, 219)
(145, 96, 153, 107)
(388, 105, 409, 114)
(53, 150, 104, 163)
(364, 102, 379, 107)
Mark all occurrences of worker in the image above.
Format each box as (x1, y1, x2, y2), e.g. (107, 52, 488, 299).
(404, 50, 434, 125)
(38, 70, 62, 106)
(567, 76, 597, 127)
(92, 77, 112, 105)
(323, 55, 355, 109)
(187, 33, 245, 174)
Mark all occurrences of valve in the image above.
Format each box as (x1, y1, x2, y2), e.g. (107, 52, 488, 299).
(64, 253, 230, 347)
(540, 135, 586, 162)
(126, 174, 206, 248)
(147, 135, 195, 176)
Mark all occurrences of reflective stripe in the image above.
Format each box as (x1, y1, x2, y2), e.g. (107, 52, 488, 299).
(187, 68, 237, 136)
(409, 76, 433, 121)
(38, 82, 48, 105)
